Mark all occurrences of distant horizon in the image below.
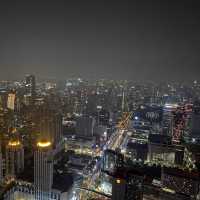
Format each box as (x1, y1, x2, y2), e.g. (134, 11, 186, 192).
(0, 71, 199, 85)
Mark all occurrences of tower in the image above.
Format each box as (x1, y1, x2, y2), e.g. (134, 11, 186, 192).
(7, 92, 16, 110)
(34, 140, 53, 199)
(36, 105, 63, 147)
(25, 74, 36, 103)
(121, 89, 129, 112)
(122, 90, 125, 112)
(5, 139, 24, 180)
(112, 171, 144, 200)
(112, 178, 126, 200)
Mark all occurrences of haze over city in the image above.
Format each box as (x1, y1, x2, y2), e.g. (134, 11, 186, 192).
(0, 0, 200, 81)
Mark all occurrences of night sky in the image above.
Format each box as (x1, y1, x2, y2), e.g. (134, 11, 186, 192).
(0, 0, 199, 81)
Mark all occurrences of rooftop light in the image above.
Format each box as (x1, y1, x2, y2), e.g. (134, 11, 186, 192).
(37, 141, 51, 148)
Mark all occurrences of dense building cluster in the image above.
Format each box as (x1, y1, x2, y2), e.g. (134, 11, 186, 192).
(0, 76, 199, 200)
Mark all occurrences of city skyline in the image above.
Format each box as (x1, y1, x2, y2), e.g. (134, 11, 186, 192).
(0, 74, 200, 200)
(0, 1, 200, 199)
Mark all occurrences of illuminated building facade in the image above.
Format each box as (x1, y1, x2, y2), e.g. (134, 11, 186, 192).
(5, 139, 24, 180)
(185, 101, 200, 143)
(3, 183, 65, 200)
(25, 74, 36, 98)
(172, 107, 187, 143)
(148, 134, 184, 166)
(183, 144, 200, 170)
(95, 108, 110, 126)
(34, 140, 53, 199)
(101, 149, 124, 176)
(36, 105, 63, 147)
(112, 171, 143, 200)
(23, 94, 33, 106)
(161, 167, 200, 199)
(64, 136, 95, 156)
(148, 143, 184, 166)
(163, 102, 179, 136)
(126, 142, 148, 161)
(7, 92, 16, 110)
(112, 178, 126, 200)
(134, 105, 163, 124)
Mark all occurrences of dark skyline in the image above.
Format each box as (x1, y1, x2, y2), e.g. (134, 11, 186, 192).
(0, 0, 199, 81)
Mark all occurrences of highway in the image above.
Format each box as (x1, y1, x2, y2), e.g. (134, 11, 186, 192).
(74, 112, 133, 200)
(110, 112, 132, 150)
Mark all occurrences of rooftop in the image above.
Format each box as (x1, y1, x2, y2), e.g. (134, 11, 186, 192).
(37, 140, 51, 148)
(8, 140, 21, 147)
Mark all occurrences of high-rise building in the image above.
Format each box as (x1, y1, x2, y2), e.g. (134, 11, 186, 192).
(126, 142, 148, 161)
(25, 74, 36, 103)
(75, 115, 96, 137)
(95, 108, 110, 126)
(102, 150, 143, 200)
(101, 149, 124, 176)
(36, 105, 63, 147)
(125, 173, 143, 200)
(188, 101, 200, 143)
(0, 90, 8, 110)
(7, 92, 16, 110)
(163, 102, 179, 137)
(112, 171, 143, 200)
(112, 177, 126, 200)
(172, 107, 187, 143)
(34, 140, 53, 199)
(148, 134, 184, 166)
(5, 139, 24, 180)
(161, 167, 200, 198)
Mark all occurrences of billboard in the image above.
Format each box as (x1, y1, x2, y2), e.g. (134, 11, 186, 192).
(134, 105, 163, 123)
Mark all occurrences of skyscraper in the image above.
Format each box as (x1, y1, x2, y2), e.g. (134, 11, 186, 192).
(25, 74, 36, 103)
(112, 171, 144, 200)
(7, 92, 16, 110)
(189, 101, 200, 143)
(5, 139, 24, 180)
(0, 90, 8, 110)
(34, 140, 53, 199)
(101, 149, 124, 176)
(36, 105, 63, 147)
(75, 115, 96, 138)
(112, 177, 126, 200)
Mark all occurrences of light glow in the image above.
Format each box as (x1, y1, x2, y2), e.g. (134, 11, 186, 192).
(116, 179, 121, 184)
(37, 141, 51, 148)
(8, 140, 20, 146)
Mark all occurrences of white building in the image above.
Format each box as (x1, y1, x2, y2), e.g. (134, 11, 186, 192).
(3, 183, 67, 200)
(34, 140, 53, 199)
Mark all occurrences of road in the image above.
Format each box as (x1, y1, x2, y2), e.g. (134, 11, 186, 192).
(71, 112, 132, 200)
(110, 112, 132, 150)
